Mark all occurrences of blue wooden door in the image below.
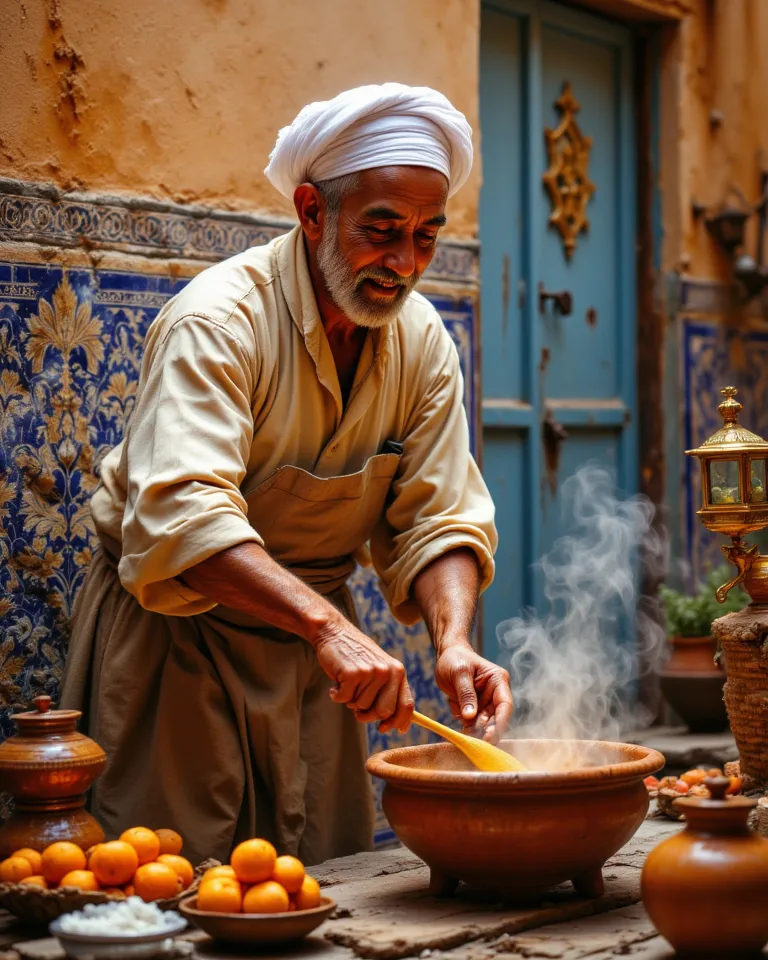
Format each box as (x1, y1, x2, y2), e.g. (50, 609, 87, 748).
(479, 1, 637, 660)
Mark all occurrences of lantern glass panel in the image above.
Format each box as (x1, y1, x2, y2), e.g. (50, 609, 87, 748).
(750, 458, 767, 503)
(708, 460, 742, 504)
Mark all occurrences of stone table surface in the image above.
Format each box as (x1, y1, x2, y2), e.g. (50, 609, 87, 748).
(2, 815, 764, 960)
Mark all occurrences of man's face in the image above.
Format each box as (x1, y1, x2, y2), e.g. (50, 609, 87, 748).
(316, 166, 449, 328)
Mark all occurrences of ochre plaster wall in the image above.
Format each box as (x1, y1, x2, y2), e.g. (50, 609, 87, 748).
(0, 0, 480, 238)
(660, 0, 768, 280)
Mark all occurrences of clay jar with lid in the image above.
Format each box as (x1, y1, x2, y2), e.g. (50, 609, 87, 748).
(0, 695, 106, 856)
(641, 776, 768, 957)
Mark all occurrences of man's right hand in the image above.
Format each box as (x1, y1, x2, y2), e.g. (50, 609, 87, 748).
(313, 620, 414, 734)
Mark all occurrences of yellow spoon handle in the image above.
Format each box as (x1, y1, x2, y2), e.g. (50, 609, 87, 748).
(411, 710, 527, 773)
(412, 710, 463, 745)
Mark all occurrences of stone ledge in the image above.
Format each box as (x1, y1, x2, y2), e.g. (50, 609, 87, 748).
(625, 726, 738, 772)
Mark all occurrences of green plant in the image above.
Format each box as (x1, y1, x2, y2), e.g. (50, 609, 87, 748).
(658, 566, 751, 638)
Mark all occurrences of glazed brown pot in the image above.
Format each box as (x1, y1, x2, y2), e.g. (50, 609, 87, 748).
(366, 739, 664, 901)
(642, 777, 768, 957)
(659, 634, 728, 734)
(0, 696, 106, 856)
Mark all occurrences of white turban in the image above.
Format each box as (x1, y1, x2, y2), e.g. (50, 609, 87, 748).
(264, 82, 473, 200)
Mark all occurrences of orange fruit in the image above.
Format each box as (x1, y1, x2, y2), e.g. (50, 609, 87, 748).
(20, 875, 47, 888)
(230, 839, 276, 884)
(157, 854, 194, 890)
(119, 827, 160, 866)
(0, 856, 34, 883)
(12, 849, 43, 874)
(133, 862, 179, 902)
(90, 841, 139, 887)
(154, 829, 183, 856)
(272, 855, 305, 894)
(103, 887, 126, 898)
(294, 875, 321, 911)
(123, 884, 136, 897)
(41, 843, 87, 885)
(197, 877, 242, 914)
(242, 880, 289, 914)
(60, 870, 100, 891)
(84, 845, 99, 865)
(202, 865, 237, 884)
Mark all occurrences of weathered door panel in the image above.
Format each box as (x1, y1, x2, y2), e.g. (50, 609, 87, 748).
(480, 0, 636, 661)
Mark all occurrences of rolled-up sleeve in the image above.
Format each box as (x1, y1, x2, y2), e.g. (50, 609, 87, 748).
(117, 313, 263, 616)
(370, 324, 498, 624)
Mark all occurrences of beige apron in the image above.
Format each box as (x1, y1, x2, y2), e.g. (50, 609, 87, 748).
(61, 452, 401, 867)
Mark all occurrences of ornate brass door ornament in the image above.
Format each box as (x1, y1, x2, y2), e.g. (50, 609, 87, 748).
(542, 82, 595, 260)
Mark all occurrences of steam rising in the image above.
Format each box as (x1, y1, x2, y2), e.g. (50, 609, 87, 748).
(497, 465, 668, 771)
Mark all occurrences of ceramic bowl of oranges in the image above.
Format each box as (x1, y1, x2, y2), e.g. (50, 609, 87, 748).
(179, 838, 335, 945)
(0, 828, 213, 924)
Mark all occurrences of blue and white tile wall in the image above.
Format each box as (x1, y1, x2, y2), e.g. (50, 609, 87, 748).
(678, 279, 768, 584)
(0, 179, 479, 845)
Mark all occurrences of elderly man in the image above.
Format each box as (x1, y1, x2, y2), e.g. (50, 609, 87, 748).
(62, 83, 510, 866)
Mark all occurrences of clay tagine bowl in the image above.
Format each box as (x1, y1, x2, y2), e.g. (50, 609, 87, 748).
(367, 738, 664, 900)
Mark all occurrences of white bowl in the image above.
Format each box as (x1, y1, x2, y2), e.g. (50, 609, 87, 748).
(49, 913, 187, 960)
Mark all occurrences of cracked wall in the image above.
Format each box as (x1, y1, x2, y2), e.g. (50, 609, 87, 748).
(1, 0, 480, 238)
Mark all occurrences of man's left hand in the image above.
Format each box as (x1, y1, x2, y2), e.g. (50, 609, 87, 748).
(434, 645, 513, 743)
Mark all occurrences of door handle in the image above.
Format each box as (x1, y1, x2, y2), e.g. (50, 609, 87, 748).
(542, 411, 568, 495)
(538, 283, 573, 316)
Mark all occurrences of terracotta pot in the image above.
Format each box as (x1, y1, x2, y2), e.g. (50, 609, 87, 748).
(642, 776, 768, 957)
(0, 696, 106, 856)
(366, 738, 664, 901)
(659, 635, 728, 734)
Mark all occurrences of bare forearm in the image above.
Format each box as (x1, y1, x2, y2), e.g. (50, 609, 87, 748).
(180, 542, 341, 646)
(412, 547, 480, 655)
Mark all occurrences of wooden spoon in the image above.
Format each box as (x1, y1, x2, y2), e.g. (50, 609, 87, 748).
(411, 711, 527, 772)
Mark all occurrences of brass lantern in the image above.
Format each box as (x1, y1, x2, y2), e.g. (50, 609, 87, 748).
(686, 387, 768, 604)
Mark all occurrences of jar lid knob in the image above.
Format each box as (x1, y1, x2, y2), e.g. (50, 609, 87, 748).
(33, 695, 52, 714)
(704, 775, 730, 800)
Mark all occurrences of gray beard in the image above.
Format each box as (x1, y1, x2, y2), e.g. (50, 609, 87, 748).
(316, 212, 419, 329)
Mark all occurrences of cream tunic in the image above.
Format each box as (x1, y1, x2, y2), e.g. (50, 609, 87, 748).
(61, 225, 497, 865)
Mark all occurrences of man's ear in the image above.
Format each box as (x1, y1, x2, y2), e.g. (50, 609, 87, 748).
(294, 184, 324, 242)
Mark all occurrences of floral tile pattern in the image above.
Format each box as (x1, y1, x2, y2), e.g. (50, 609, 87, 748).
(0, 254, 476, 846)
(682, 318, 768, 582)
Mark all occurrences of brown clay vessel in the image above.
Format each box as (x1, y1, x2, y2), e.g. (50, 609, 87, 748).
(641, 776, 768, 957)
(659, 634, 728, 734)
(0, 696, 106, 856)
(366, 738, 664, 900)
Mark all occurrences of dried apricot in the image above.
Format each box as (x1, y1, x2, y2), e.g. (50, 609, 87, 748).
(680, 769, 708, 786)
(727, 776, 743, 795)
